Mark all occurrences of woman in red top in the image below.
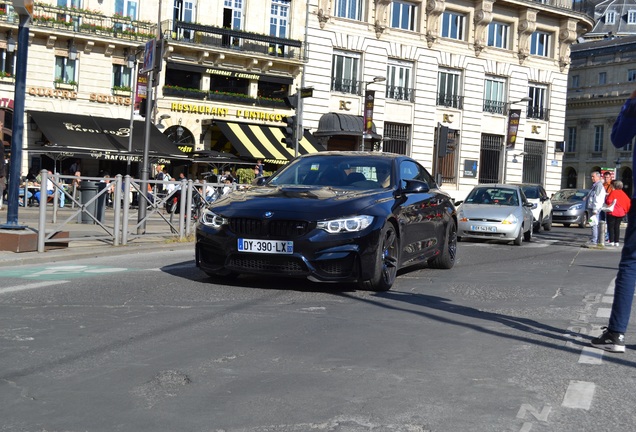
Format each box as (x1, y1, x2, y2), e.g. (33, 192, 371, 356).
(606, 180, 632, 246)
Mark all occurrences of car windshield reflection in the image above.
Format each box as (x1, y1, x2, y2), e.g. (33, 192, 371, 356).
(269, 156, 393, 189)
(465, 187, 519, 206)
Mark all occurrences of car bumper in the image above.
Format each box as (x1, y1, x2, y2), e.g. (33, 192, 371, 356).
(457, 221, 521, 240)
(551, 211, 585, 224)
(195, 221, 384, 283)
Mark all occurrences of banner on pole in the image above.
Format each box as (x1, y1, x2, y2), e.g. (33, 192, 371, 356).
(506, 109, 521, 150)
(363, 90, 375, 136)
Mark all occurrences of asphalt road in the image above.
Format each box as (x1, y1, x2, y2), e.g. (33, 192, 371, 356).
(0, 225, 634, 432)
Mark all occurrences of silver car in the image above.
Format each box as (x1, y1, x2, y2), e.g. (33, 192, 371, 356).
(550, 188, 591, 228)
(457, 184, 534, 245)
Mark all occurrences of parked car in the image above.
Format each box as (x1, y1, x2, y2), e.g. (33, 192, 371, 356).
(196, 151, 457, 291)
(457, 184, 534, 245)
(513, 183, 553, 231)
(550, 188, 591, 228)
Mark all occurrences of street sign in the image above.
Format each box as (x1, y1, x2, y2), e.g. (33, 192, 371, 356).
(12, 0, 33, 17)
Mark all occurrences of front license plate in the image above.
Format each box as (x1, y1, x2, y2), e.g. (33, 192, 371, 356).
(471, 225, 497, 232)
(238, 238, 293, 254)
(553, 212, 564, 216)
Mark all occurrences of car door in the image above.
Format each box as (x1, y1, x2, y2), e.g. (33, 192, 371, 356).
(396, 160, 444, 265)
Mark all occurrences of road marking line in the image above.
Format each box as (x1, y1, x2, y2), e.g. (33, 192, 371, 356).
(562, 381, 595, 410)
(596, 308, 611, 318)
(0, 280, 68, 295)
(601, 295, 613, 303)
(606, 279, 615, 295)
(578, 347, 603, 364)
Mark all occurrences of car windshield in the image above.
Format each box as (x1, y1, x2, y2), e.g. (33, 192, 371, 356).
(465, 187, 519, 206)
(521, 186, 539, 199)
(553, 189, 588, 202)
(268, 156, 393, 189)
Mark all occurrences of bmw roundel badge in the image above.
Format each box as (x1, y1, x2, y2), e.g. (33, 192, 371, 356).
(264, 211, 273, 218)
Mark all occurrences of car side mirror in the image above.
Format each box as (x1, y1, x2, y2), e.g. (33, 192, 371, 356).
(402, 179, 430, 193)
(525, 202, 536, 208)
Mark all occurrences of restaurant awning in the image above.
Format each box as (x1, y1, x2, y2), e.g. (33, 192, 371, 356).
(215, 121, 325, 164)
(27, 111, 188, 162)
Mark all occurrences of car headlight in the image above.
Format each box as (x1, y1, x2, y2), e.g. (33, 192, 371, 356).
(502, 213, 519, 225)
(201, 210, 228, 228)
(317, 215, 374, 233)
(571, 203, 583, 210)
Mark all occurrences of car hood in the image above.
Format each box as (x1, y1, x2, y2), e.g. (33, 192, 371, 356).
(552, 200, 586, 208)
(208, 185, 393, 219)
(459, 203, 521, 219)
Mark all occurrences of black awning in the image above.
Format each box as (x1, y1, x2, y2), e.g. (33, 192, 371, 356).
(314, 113, 381, 141)
(28, 111, 188, 160)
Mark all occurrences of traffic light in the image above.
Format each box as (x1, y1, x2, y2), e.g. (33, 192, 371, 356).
(436, 124, 450, 158)
(283, 115, 296, 148)
(139, 98, 147, 117)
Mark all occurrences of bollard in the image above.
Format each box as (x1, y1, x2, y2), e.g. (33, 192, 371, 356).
(599, 220, 606, 247)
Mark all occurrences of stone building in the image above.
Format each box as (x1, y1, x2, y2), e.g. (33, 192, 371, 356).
(563, 35, 636, 195)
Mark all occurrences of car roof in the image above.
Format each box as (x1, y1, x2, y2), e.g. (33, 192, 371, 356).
(299, 151, 405, 160)
(473, 183, 522, 190)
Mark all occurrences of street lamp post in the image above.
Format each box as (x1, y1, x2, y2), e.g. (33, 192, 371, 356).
(361, 76, 385, 151)
(501, 96, 532, 183)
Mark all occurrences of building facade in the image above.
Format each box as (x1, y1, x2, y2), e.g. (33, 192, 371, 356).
(0, 0, 593, 200)
(563, 35, 636, 195)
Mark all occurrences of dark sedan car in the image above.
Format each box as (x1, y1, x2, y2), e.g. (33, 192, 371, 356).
(196, 152, 457, 291)
(551, 188, 591, 228)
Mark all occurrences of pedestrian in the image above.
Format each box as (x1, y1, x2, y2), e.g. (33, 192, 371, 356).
(605, 180, 631, 247)
(255, 159, 264, 177)
(591, 88, 636, 353)
(586, 171, 606, 245)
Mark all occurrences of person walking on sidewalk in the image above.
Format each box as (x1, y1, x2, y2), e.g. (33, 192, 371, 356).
(605, 180, 631, 247)
(586, 171, 606, 245)
(591, 89, 636, 353)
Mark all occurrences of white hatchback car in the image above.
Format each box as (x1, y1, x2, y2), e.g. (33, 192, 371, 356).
(514, 184, 553, 232)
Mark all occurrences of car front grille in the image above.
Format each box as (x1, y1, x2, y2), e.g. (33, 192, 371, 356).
(315, 254, 356, 277)
(229, 218, 312, 239)
(228, 255, 307, 275)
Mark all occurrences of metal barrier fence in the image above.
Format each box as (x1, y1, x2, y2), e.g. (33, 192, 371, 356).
(33, 170, 234, 252)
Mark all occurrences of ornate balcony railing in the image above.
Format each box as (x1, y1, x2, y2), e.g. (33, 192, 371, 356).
(437, 93, 464, 109)
(0, 1, 156, 42)
(483, 100, 506, 114)
(527, 106, 550, 121)
(386, 85, 414, 102)
(162, 20, 304, 62)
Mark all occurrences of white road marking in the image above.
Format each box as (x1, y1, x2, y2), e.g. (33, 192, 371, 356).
(601, 295, 613, 303)
(562, 381, 595, 410)
(596, 308, 611, 318)
(578, 347, 603, 364)
(0, 280, 69, 295)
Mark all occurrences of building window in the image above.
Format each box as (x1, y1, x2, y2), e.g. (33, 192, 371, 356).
(332, 51, 360, 95)
(530, 31, 550, 57)
(437, 69, 462, 108)
(54, 55, 77, 84)
(383, 122, 410, 155)
(479, 134, 503, 184)
(527, 85, 549, 121)
(628, 10, 636, 24)
(269, 0, 290, 56)
(1, 47, 15, 77)
(112, 64, 133, 89)
(386, 60, 413, 101)
(594, 125, 604, 152)
(114, 0, 138, 20)
(391, 1, 417, 31)
(628, 69, 636, 82)
(441, 12, 466, 40)
(335, 0, 361, 20)
(173, 0, 195, 40)
(599, 72, 607, 85)
(223, 0, 243, 30)
(571, 75, 579, 88)
(523, 140, 545, 184)
(567, 127, 576, 152)
(483, 76, 506, 114)
(487, 21, 509, 49)
(606, 11, 616, 24)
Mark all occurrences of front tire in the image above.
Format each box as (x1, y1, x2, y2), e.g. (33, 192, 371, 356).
(514, 227, 523, 246)
(524, 223, 533, 242)
(359, 222, 399, 291)
(579, 212, 589, 228)
(429, 219, 457, 269)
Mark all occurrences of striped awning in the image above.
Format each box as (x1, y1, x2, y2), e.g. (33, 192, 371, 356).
(216, 121, 324, 164)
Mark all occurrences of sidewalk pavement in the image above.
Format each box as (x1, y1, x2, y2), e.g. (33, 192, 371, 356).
(0, 204, 195, 267)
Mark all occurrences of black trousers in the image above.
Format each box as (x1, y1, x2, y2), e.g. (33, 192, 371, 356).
(606, 214, 623, 244)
